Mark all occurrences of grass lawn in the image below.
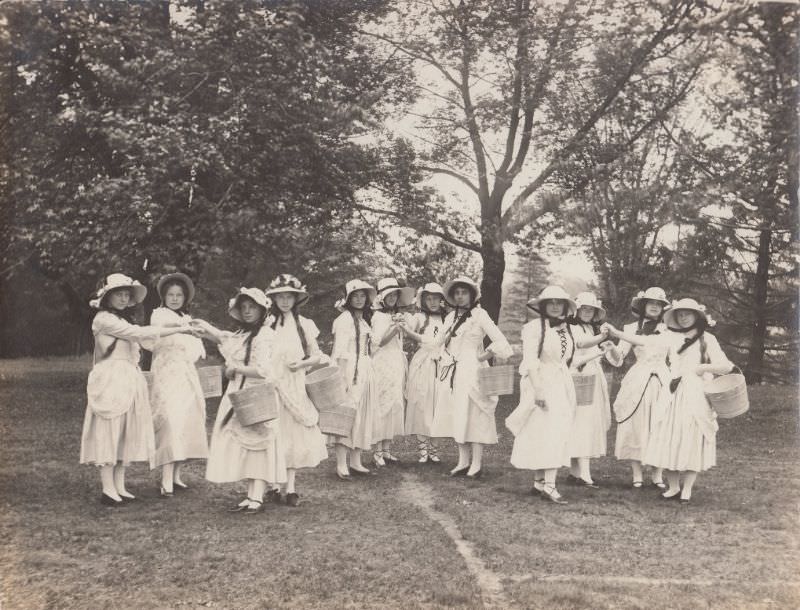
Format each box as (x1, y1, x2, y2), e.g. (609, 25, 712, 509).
(0, 358, 798, 609)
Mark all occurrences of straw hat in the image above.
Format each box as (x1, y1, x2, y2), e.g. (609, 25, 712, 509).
(228, 287, 271, 322)
(631, 287, 669, 316)
(574, 291, 606, 323)
(663, 298, 715, 330)
(526, 285, 577, 317)
(443, 276, 481, 306)
(156, 272, 196, 305)
(416, 282, 446, 308)
(90, 273, 147, 309)
(375, 278, 415, 308)
(265, 274, 309, 306)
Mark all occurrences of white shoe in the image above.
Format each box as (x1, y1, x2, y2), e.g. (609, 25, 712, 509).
(373, 452, 386, 467)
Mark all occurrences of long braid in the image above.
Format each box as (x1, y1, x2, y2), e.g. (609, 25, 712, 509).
(98, 295, 137, 359)
(350, 309, 361, 385)
(444, 305, 473, 348)
(537, 315, 547, 359)
(293, 308, 309, 359)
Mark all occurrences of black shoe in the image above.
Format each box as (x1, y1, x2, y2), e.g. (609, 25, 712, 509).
(336, 471, 353, 482)
(120, 494, 137, 503)
(285, 493, 300, 507)
(160, 486, 174, 498)
(173, 481, 189, 491)
(100, 493, 124, 507)
(466, 469, 483, 480)
(350, 467, 372, 476)
(266, 489, 283, 505)
(566, 474, 582, 485)
(449, 466, 469, 477)
(580, 479, 599, 489)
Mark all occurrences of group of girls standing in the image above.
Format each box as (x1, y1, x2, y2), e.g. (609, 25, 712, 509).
(509, 285, 735, 505)
(326, 275, 513, 480)
(80, 271, 734, 511)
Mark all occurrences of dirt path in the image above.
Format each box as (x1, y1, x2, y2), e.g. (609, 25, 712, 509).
(398, 472, 512, 610)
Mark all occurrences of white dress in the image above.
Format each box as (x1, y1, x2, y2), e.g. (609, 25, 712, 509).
(149, 307, 209, 468)
(80, 311, 159, 467)
(205, 326, 287, 484)
(509, 320, 577, 470)
(328, 311, 377, 450)
(643, 331, 731, 472)
(269, 314, 328, 469)
(430, 307, 513, 444)
(370, 311, 408, 442)
(405, 312, 446, 436)
(612, 321, 670, 461)
(568, 323, 612, 459)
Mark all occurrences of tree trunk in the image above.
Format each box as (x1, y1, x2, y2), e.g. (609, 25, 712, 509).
(480, 236, 505, 323)
(745, 227, 771, 383)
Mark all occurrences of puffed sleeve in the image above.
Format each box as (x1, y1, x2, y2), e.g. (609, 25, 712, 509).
(300, 316, 322, 355)
(93, 311, 162, 351)
(250, 326, 275, 381)
(613, 322, 637, 362)
(476, 308, 513, 359)
(331, 313, 353, 361)
(370, 311, 393, 352)
(704, 333, 734, 372)
(520, 322, 542, 382)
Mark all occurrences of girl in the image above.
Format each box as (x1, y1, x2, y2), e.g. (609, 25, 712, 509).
(508, 286, 609, 503)
(609, 287, 670, 488)
(402, 283, 447, 463)
(329, 280, 378, 480)
(192, 287, 286, 514)
(430, 276, 513, 478)
(149, 272, 209, 497)
(370, 278, 415, 466)
(80, 273, 193, 506)
(264, 274, 328, 507)
(623, 298, 733, 503)
(566, 292, 619, 488)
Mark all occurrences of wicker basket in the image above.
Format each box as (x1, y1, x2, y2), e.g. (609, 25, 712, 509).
(704, 371, 749, 419)
(229, 383, 279, 426)
(197, 365, 223, 398)
(317, 402, 357, 437)
(479, 364, 515, 396)
(305, 366, 348, 411)
(572, 373, 596, 406)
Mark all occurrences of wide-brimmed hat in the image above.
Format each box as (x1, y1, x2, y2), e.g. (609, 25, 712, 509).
(526, 285, 577, 317)
(156, 272, 196, 305)
(335, 279, 377, 310)
(574, 291, 606, 323)
(375, 278, 415, 308)
(416, 282, 446, 309)
(90, 273, 147, 309)
(265, 274, 309, 306)
(228, 287, 271, 322)
(443, 276, 481, 306)
(663, 298, 715, 330)
(631, 287, 670, 316)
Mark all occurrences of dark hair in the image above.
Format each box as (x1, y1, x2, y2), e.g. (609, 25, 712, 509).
(159, 279, 190, 315)
(537, 313, 575, 367)
(269, 300, 309, 359)
(419, 298, 446, 335)
(343, 291, 372, 384)
(443, 303, 474, 348)
(448, 282, 477, 307)
(96, 288, 137, 358)
(378, 290, 401, 314)
(233, 296, 268, 366)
